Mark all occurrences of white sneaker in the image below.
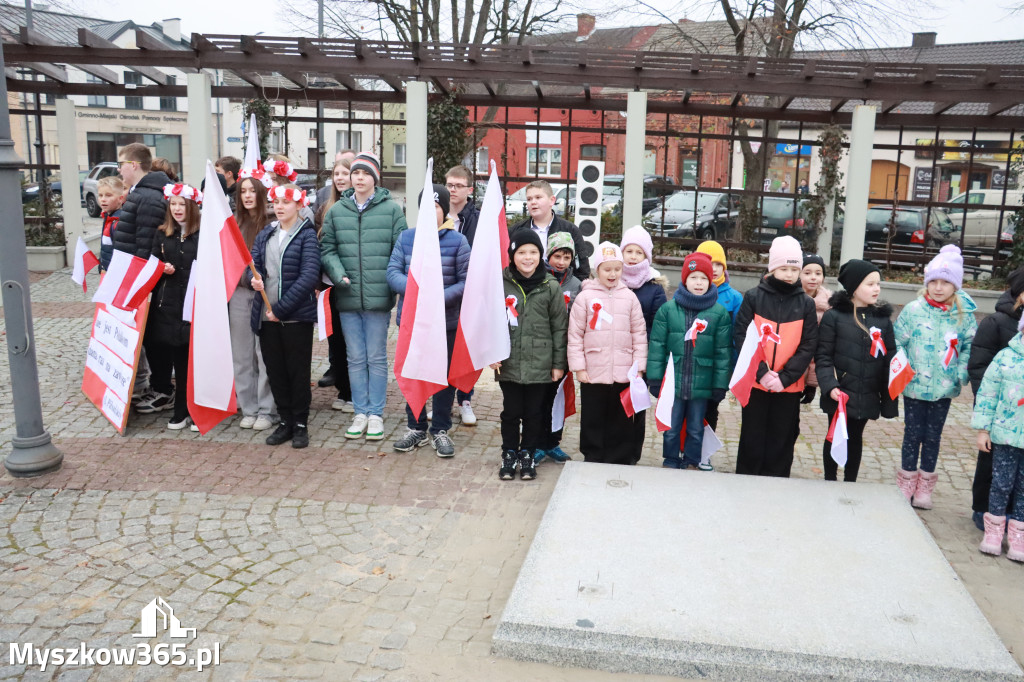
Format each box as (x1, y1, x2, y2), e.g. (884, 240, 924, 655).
(252, 415, 275, 431)
(459, 401, 477, 426)
(427, 410, 433, 421)
(190, 422, 200, 432)
(167, 416, 191, 430)
(239, 415, 257, 429)
(346, 414, 368, 439)
(365, 415, 385, 441)
(332, 398, 355, 413)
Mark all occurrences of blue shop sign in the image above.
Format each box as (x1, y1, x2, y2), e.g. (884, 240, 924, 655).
(774, 143, 812, 156)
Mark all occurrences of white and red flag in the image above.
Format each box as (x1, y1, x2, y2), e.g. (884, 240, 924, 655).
(826, 390, 850, 466)
(684, 317, 708, 347)
(868, 326, 886, 358)
(551, 372, 577, 432)
(729, 321, 768, 407)
(504, 295, 519, 327)
(71, 236, 100, 292)
(941, 331, 959, 369)
(888, 348, 916, 400)
(92, 249, 162, 311)
(700, 422, 723, 466)
(187, 161, 253, 435)
(395, 159, 450, 416)
(619, 361, 652, 418)
(317, 287, 333, 340)
(589, 300, 613, 330)
(655, 352, 676, 432)
(448, 160, 512, 393)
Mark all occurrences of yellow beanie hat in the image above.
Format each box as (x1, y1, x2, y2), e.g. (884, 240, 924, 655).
(696, 240, 727, 286)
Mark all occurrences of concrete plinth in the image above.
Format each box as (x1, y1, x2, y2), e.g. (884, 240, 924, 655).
(493, 462, 1023, 681)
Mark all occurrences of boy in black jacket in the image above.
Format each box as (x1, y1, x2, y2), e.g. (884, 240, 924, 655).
(508, 180, 590, 280)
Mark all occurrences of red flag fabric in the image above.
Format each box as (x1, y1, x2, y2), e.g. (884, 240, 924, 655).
(729, 322, 768, 407)
(551, 373, 576, 432)
(888, 348, 916, 400)
(618, 361, 651, 418)
(187, 161, 253, 435)
(942, 331, 959, 369)
(825, 391, 850, 466)
(868, 326, 886, 358)
(448, 161, 512, 393)
(317, 287, 333, 341)
(92, 250, 162, 311)
(71, 236, 100, 293)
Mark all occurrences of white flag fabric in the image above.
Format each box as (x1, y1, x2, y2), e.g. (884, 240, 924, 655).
(701, 423, 723, 465)
(242, 113, 260, 172)
(71, 236, 99, 292)
(182, 265, 197, 323)
(655, 352, 676, 432)
(627, 361, 651, 413)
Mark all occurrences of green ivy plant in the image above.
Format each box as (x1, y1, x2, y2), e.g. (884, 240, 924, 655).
(804, 125, 847, 253)
(1001, 146, 1024, 275)
(242, 98, 273, 160)
(427, 89, 472, 179)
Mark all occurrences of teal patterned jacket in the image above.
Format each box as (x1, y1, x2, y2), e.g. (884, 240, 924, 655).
(971, 334, 1024, 449)
(893, 291, 978, 401)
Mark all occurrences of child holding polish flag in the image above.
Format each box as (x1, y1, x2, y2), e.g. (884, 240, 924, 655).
(647, 252, 732, 470)
(814, 259, 898, 483)
(567, 242, 648, 466)
(894, 245, 977, 508)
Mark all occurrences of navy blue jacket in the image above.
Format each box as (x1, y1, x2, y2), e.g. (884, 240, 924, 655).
(387, 222, 470, 331)
(114, 170, 172, 258)
(632, 279, 668, 339)
(250, 218, 321, 332)
(455, 199, 480, 247)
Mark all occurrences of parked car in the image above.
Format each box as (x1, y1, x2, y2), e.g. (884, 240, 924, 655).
(642, 190, 740, 239)
(82, 162, 120, 217)
(757, 197, 812, 244)
(864, 206, 958, 247)
(22, 169, 88, 207)
(565, 184, 623, 215)
(604, 174, 676, 214)
(944, 189, 1024, 248)
(504, 183, 567, 218)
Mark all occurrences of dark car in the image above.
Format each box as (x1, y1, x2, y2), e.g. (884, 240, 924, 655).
(604, 174, 676, 215)
(756, 197, 813, 244)
(642, 190, 740, 239)
(864, 206, 958, 247)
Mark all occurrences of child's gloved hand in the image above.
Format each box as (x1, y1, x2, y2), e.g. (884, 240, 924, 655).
(761, 372, 784, 392)
(800, 386, 816, 404)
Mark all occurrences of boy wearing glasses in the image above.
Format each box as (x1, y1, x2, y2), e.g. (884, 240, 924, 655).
(445, 165, 482, 424)
(115, 142, 173, 259)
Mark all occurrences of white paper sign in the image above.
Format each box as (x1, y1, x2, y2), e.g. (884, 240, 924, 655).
(93, 308, 140, 366)
(100, 387, 126, 426)
(85, 337, 134, 404)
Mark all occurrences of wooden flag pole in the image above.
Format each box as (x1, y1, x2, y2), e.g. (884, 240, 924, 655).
(247, 261, 272, 311)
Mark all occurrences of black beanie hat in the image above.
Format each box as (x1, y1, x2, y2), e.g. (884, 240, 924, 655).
(1008, 268, 1024, 299)
(508, 227, 544, 260)
(803, 253, 825, 270)
(838, 259, 880, 295)
(418, 183, 450, 219)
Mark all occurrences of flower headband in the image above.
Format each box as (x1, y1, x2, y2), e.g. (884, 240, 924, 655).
(163, 183, 202, 204)
(263, 158, 298, 182)
(238, 164, 272, 188)
(267, 185, 309, 207)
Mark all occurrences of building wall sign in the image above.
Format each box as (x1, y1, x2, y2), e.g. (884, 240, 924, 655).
(914, 139, 1024, 162)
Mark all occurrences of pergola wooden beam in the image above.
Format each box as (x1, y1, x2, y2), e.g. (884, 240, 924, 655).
(77, 29, 168, 84)
(19, 27, 117, 83)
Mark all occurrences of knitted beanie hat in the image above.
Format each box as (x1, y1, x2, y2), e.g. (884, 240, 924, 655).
(924, 245, 964, 290)
(802, 253, 825, 270)
(546, 231, 575, 257)
(418, 183, 450, 218)
(696, 240, 727, 267)
(838, 259, 879, 295)
(682, 251, 714, 284)
(508, 227, 544, 260)
(350, 152, 381, 186)
(620, 224, 653, 262)
(767, 236, 803, 273)
(593, 241, 624, 269)
(1006, 267, 1024, 299)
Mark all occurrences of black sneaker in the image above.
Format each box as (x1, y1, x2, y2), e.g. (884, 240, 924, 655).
(499, 449, 518, 480)
(431, 431, 455, 458)
(135, 391, 174, 414)
(291, 424, 309, 449)
(265, 422, 293, 446)
(394, 429, 428, 452)
(519, 450, 536, 481)
(317, 370, 335, 388)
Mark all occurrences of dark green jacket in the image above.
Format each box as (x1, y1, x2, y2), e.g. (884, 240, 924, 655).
(647, 299, 732, 400)
(320, 188, 408, 312)
(499, 269, 569, 384)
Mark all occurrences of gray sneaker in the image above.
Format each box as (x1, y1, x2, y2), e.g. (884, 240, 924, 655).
(432, 431, 455, 458)
(393, 429, 428, 452)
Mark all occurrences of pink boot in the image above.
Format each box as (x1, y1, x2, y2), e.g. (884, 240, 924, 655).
(912, 471, 939, 510)
(979, 513, 1006, 556)
(1007, 519, 1024, 562)
(896, 469, 919, 501)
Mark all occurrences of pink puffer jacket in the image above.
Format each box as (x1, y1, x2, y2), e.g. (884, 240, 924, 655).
(568, 279, 648, 384)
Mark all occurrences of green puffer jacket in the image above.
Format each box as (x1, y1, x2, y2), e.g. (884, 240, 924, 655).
(320, 188, 408, 312)
(647, 299, 733, 400)
(971, 334, 1024, 449)
(499, 269, 568, 384)
(893, 291, 978, 401)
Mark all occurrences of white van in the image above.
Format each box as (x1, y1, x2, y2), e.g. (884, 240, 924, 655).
(945, 189, 1024, 247)
(504, 183, 567, 219)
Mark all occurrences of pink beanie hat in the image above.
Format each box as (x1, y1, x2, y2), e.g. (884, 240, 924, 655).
(767, 235, 803, 273)
(620, 225, 653, 262)
(593, 241, 623, 269)
(924, 244, 964, 290)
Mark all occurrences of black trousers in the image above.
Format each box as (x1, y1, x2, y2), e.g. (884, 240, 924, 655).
(328, 288, 352, 401)
(822, 407, 869, 482)
(973, 449, 995, 513)
(580, 382, 645, 465)
(539, 380, 563, 450)
(259, 321, 314, 425)
(143, 339, 189, 421)
(736, 389, 801, 478)
(704, 397, 722, 432)
(499, 382, 548, 452)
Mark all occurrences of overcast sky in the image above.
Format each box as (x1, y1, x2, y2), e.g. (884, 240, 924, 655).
(59, 0, 1022, 46)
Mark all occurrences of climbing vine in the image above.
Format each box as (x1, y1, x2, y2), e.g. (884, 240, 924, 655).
(804, 125, 847, 253)
(1001, 146, 1024, 275)
(427, 89, 472, 179)
(242, 98, 273, 160)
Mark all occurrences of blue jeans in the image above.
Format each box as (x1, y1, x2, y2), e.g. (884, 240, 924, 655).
(339, 311, 390, 416)
(456, 388, 474, 403)
(662, 397, 707, 467)
(901, 397, 951, 473)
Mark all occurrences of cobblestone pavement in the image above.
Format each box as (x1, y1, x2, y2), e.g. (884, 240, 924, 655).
(0, 271, 1020, 681)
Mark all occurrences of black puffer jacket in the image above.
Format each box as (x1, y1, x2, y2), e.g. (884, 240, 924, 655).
(509, 212, 591, 279)
(815, 290, 898, 420)
(146, 226, 198, 348)
(968, 289, 1022, 396)
(114, 171, 172, 258)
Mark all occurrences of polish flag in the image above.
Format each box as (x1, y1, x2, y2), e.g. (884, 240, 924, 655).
(729, 321, 768, 407)
(655, 352, 676, 432)
(700, 422, 723, 466)
(826, 390, 850, 466)
(187, 161, 254, 435)
(551, 372, 576, 432)
(317, 287, 333, 340)
(448, 161, 512, 393)
(619, 361, 652, 417)
(395, 159, 450, 416)
(92, 249, 162, 311)
(71, 237, 100, 292)
(242, 113, 261, 173)
(888, 348, 916, 400)
(684, 317, 708, 347)
(941, 331, 959, 369)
